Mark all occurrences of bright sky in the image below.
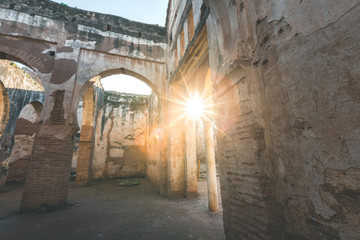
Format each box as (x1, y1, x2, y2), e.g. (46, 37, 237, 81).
(50, 0, 168, 26)
(101, 75, 152, 95)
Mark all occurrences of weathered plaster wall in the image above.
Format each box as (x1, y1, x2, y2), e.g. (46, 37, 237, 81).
(0, 0, 166, 209)
(169, 0, 360, 239)
(0, 60, 44, 161)
(205, 1, 360, 239)
(6, 102, 41, 182)
(92, 92, 149, 179)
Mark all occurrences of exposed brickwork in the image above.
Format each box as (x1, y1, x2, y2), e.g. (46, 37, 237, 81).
(0, 36, 55, 74)
(0, 1, 358, 239)
(14, 118, 37, 135)
(21, 124, 75, 210)
(49, 90, 66, 125)
(7, 158, 29, 182)
(214, 77, 282, 239)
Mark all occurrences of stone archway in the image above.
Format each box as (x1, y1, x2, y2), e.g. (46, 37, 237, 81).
(73, 69, 164, 187)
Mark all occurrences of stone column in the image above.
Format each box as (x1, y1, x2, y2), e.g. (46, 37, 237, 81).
(204, 120, 219, 212)
(185, 121, 198, 198)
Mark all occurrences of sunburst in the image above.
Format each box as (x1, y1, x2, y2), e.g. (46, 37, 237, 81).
(157, 71, 232, 140)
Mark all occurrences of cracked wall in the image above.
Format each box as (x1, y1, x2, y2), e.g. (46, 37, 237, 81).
(0, 0, 166, 209)
(170, 0, 360, 239)
(92, 92, 149, 179)
(0, 60, 44, 162)
(0, 0, 358, 237)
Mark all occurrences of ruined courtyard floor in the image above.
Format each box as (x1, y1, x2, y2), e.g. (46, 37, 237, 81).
(0, 178, 225, 240)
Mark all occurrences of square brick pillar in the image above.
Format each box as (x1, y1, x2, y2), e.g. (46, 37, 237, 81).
(75, 125, 94, 186)
(21, 124, 75, 211)
(75, 86, 96, 186)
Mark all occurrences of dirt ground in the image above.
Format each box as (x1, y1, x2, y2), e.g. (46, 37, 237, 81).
(0, 178, 225, 240)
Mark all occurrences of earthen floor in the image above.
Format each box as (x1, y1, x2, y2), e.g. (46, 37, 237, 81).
(0, 178, 225, 240)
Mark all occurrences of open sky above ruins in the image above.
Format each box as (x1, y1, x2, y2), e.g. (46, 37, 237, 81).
(50, 0, 168, 26)
(49, 0, 165, 95)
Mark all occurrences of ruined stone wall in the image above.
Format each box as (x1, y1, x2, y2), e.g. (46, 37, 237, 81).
(0, 0, 166, 208)
(92, 92, 148, 179)
(0, 60, 44, 161)
(0, 0, 166, 42)
(250, 2, 360, 238)
(6, 102, 42, 182)
(169, 0, 360, 239)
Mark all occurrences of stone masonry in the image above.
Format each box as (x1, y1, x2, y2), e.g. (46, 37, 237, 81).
(0, 0, 359, 239)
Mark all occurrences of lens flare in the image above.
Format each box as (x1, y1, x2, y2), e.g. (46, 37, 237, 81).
(185, 92, 204, 120)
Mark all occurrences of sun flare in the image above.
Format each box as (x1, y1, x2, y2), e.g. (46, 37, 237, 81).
(185, 92, 205, 120)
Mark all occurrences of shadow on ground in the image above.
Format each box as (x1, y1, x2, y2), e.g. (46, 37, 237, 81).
(0, 178, 225, 240)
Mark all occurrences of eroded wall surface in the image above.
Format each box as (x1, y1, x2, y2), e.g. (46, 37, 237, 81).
(207, 1, 360, 239)
(92, 92, 148, 179)
(169, 0, 360, 239)
(0, 60, 44, 161)
(6, 103, 40, 182)
(0, 0, 166, 209)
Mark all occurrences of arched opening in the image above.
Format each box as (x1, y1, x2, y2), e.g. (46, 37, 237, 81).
(93, 74, 151, 181)
(72, 70, 163, 188)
